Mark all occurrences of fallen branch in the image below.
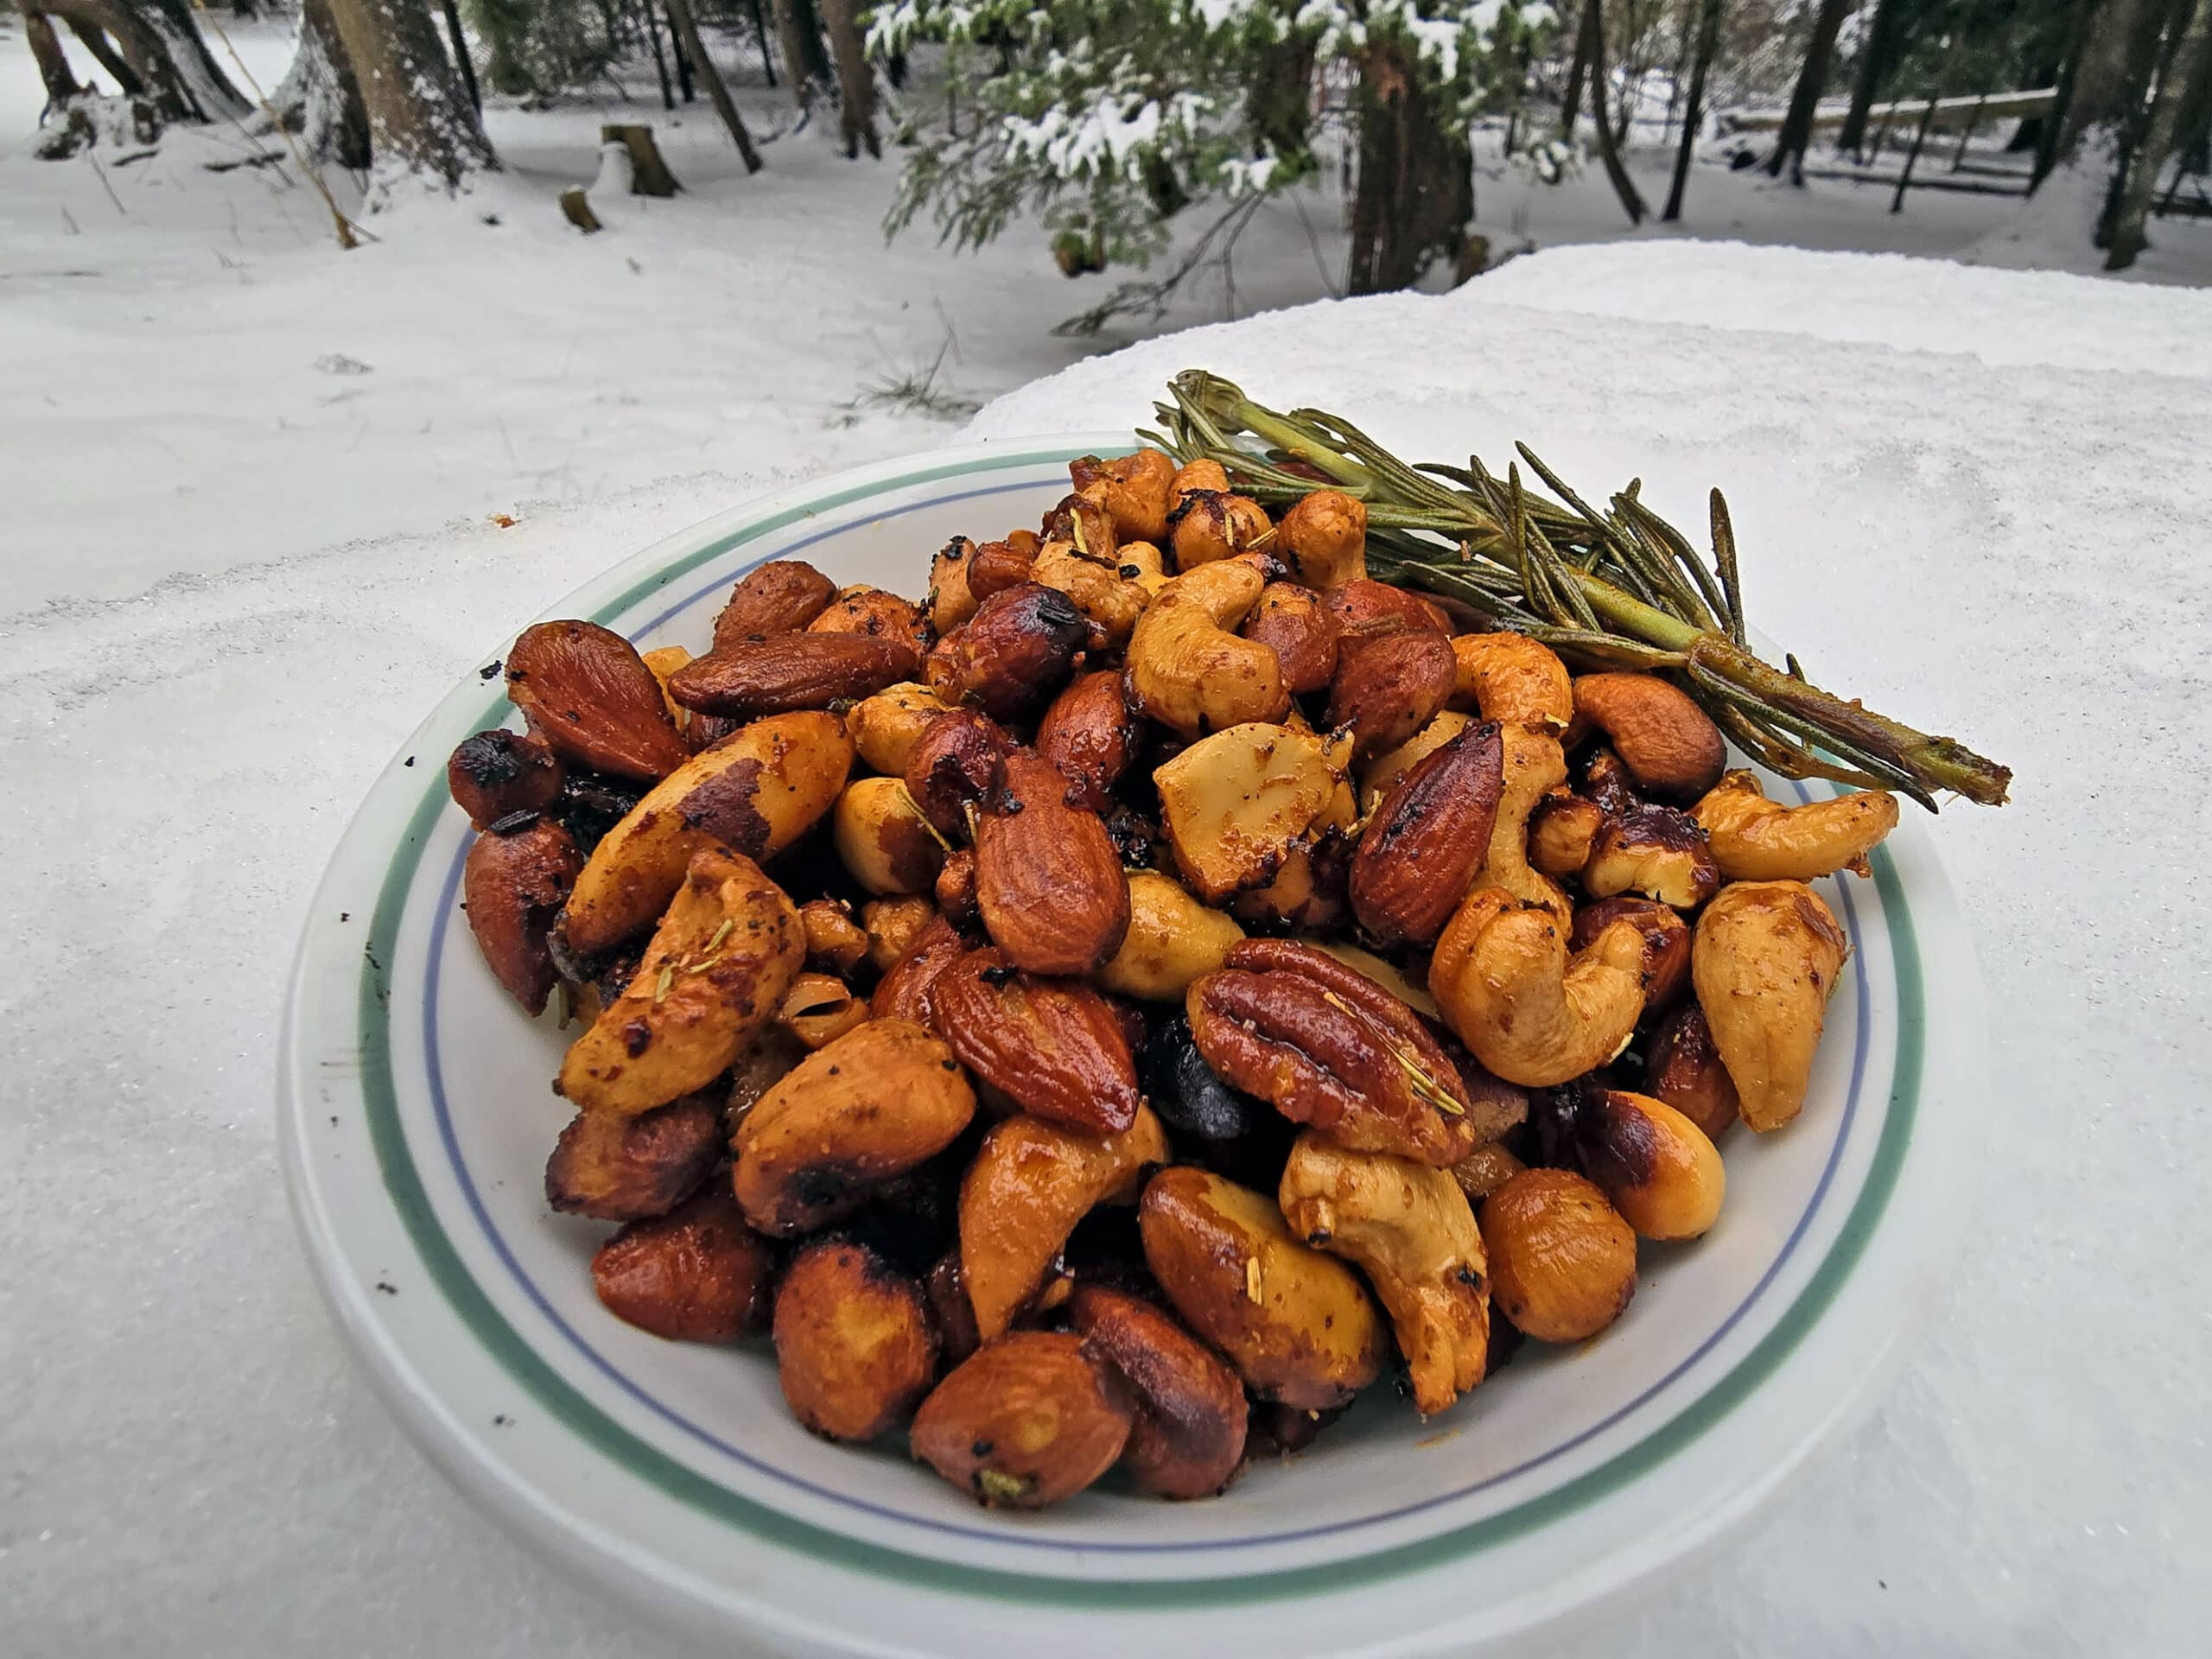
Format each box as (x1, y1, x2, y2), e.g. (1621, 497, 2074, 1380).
(203, 149, 285, 173)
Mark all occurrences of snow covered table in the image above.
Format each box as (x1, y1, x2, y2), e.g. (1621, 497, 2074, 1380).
(4, 243, 2206, 1656)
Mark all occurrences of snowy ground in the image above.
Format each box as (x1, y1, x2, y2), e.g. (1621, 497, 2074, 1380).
(3, 17, 2209, 611)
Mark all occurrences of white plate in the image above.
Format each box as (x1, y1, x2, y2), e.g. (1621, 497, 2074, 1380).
(281, 436, 1987, 1658)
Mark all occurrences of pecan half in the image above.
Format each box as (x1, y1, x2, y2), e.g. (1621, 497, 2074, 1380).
(927, 946, 1140, 1134)
(668, 632, 922, 718)
(1187, 939, 1478, 1166)
(973, 751, 1131, 976)
(1348, 720, 1505, 947)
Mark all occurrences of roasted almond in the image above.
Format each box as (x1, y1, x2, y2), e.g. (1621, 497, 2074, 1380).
(869, 912, 972, 1022)
(973, 751, 1132, 976)
(462, 816, 582, 1014)
(1239, 582, 1340, 695)
(1035, 670, 1141, 813)
(927, 946, 1140, 1134)
(505, 620, 691, 782)
(1188, 939, 1477, 1166)
(1068, 1284, 1247, 1500)
(711, 559, 838, 649)
(669, 632, 923, 718)
(591, 1185, 772, 1343)
(903, 707, 1014, 838)
(447, 728, 564, 828)
(931, 582, 1089, 719)
(1329, 631, 1458, 758)
(1349, 719, 1505, 947)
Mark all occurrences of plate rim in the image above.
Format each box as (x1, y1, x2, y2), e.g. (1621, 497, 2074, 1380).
(281, 435, 1980, 1632)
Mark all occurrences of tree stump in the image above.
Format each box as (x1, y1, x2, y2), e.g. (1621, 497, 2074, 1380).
(560, 188, 603, 233)
(601, 123, 681, 196)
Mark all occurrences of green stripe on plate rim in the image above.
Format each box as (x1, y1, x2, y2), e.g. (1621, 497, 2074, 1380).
(353, 448, 1925, 1606)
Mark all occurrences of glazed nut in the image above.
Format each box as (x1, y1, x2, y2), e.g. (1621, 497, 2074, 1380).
(1448, 1141, 1527, 1204)
(926, 538, 981, 634)
(733, 1016, 977, 1236)
(964, 537, 1039, 601)
(462, 816, 582, 1014)
(711, 558, 837, 650)
(1450, 632, 1573, 732)
(1692, 770, 1900, 881)
(1029, 537, 1152, 649)
(1641, 1001, 1740, 1141)
(544, 1092, 722, 1221)
(903, 706, 1014, 840)
(1098, 872, 1246, 1001)
(973, 750, 1131, 976)
(845, 681, 953, 778)
(1169, 457, 1230, 510)
(1070, 448, 1176, 544)
(1169, 490, 1273, 569)
(505, 620, 691, 782)
(1528, 791, 1605, 878)
(1067, 1285, 1248, 1500)
(859, 893, 937, 974)
(958, 1106, 1170, 1339)
(933, 846, 979, 926)
(448, 728, 565, 828)
(798, 899, 869, 975)
(1322, 578, 1452, 642)
(725, 1027, 806, 1142)
(1035, 670, 1142, 813)
(1573, 1089, 1726, 1241)
(1349, 719, 1506, 947)
(1328, 631, 1458, 758)
(806, 585, 932, 654)
(1582, 803, 1721, 910)
(1125, 557, 1289, 739)
(1428, 886, 1647, 1089)
(1691, 880, 1847, 1132)
(592, 1186, 772, 1344)
(1570, 896, 1692, 1011)
(930, 582, 1090, 720)
(1041, 491, 1120, 562)
(1478, 1168, 1637, 1344)
(832, 776, 945, 896)
(1570, 673, 1726, 800)
(867, 912, 968, 1022)
(1188, 938, 1478, 1166)
(669, 632, 924, 719)
(776, 972, 868, 1050)
(927, 946, 1140, 1134)
(1154, 721, 1349, 902)
(910, 1332, 1132, 1510)
(772, 1237, 938, 1442)
(1275, 490, 1368, 589)
(1239, 582, 1341, 695)
(925, 1253, 983, 1368)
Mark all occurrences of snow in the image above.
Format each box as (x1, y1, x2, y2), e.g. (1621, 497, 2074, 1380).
(3, 15, 2211, 1659)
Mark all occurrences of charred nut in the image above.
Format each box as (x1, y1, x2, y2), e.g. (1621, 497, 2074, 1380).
(544, 1092, 722, 1221)
(903, 707, 1014, 840)
(910, 1331, 1133, 1510)
(505, 620, 691, 783)
(1188, 938, 1478, 1166)
(462, 816, 582, 1014)
(591, 1185, 772, 1344)
(1238, 582, 1340, 696)
(927, 946, 1140, 1134)
(1478, 1168, 1637, 1344)
(711, 559, 838, 650)
(930, 582, 1090, 720)
(1169, 457, 1230, 511)
(1169, 490, 1274, 569)
(1641, 1001, 1741, 1141)
(926, 1252, 983, 1368)
(1571, 896, 1692, 1012)
(1572, 1088, 1726, 1241)
(1571, 673, 1726, 801)
(926, 539, 981, 635)
(973, 750, 1131, 976)
(669, 632, 924, 720)
(845, 681, 953, 778)
(733, 1016, 977, 1236)
(1349, 719, 1506, 948)
(773, 1237, 938, 1442)
(1068, 1285, 1247, 1500)
(448, 728, 565, 829)
(806, 585, 932, 655)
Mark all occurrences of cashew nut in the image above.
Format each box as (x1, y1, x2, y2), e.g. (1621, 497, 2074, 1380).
(1429, 887, 1647, 1088)
(1276, 490, 1368, 589)
(1125, 557, 1288, 736)
(1451, 632, 1573, 732)
(1692, 769, 1899, 881)
(1029, 537, 1154, 647)
(1467, 723, 1573, 925)
(1691, 880, 1848, 1132)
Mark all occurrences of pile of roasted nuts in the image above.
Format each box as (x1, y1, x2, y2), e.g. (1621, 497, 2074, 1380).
(451, 448, 1900, 1509)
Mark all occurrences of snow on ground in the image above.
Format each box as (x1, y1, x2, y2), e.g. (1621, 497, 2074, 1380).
(3, 18, 2209, 613)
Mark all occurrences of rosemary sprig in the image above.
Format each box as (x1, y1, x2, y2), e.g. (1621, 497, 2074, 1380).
(1150, 371, 2011, 810)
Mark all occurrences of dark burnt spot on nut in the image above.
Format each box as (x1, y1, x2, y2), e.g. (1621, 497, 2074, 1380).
(674, 756, 772, 856)
(622, 1019, 652, 1058)
(1579, 1091, 1662, 1191)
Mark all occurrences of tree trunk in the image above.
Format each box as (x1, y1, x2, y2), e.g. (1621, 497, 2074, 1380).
(664, 0, 762, 171)
(324, 0, 496, 185)
(270, 0, 372, 167)
(1764, 0, 1853, 180)
(2107, 0, 2212, 265)
(437, 0, 479, 111)
(69, 16, 147, 95)
(2032, 0, 2106, 185)
(1347, 39, 1474, 295)
(747, 0, 775, 86)
(21, 6, 86, 108)
(602, 121, 679, 193)
(1560, 0, 1594, 140)
(771, 0, 831, 109)
(638, 0, 673, 109)
(1662, 0, 1722, 221)
(1835, 0, 1906, 156)
(664, 4, 694, 99)
(33, 0, 248, 123)
(1587, 0, 1647, 220)
(817, 0, 877, 156)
